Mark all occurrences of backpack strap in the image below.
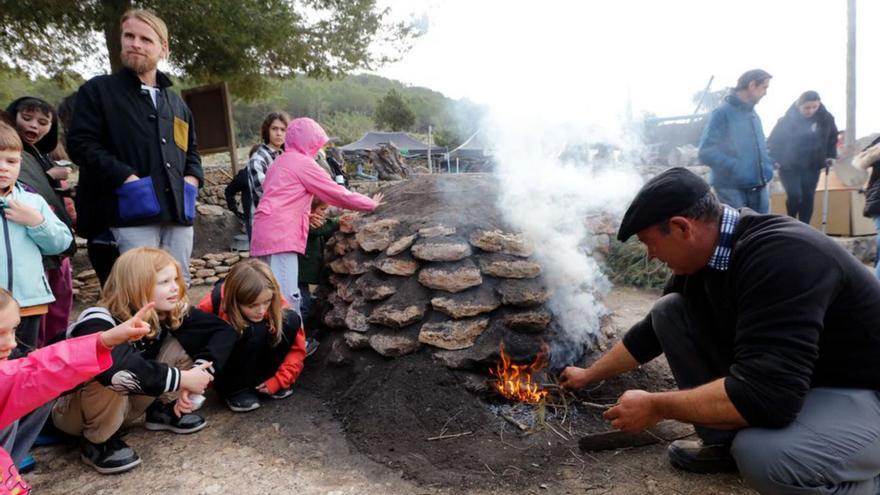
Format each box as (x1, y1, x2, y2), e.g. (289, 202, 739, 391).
(210, 281, 223, 315)
(66, 307, 116, 340)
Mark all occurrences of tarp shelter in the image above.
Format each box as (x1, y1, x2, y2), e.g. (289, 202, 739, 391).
(340, 132, 447, 157)
(449, 130, 493, 160)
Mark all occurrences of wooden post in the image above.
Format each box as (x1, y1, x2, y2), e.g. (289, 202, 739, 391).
(845, 0, 856, 146)
(427, 125, 433, 174)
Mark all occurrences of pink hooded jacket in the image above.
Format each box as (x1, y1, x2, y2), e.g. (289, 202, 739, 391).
(0, 333, 113, 494)
(250, 118, 377, 257)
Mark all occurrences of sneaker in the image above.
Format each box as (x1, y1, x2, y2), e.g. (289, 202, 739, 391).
(225, 390, 261, 413)
(80, 436, 141, 474)
(668, 439, 737, 474)
(16, 454, 35, 474)
(269, 387, 293, 400)
(305, 338, 319, 358)
(144, 401, 207, 434)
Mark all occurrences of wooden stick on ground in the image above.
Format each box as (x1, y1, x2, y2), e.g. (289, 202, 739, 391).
(426, 431, 473, 441)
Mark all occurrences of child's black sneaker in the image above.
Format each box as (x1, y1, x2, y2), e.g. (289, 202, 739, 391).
(144, 400, 207, 434)
(225, 390, 261, 412)
(269, 387, 293, 400)
(80, 436, 141, 474)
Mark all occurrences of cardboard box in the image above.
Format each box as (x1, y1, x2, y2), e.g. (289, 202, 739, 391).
(770, 188, 875, 236)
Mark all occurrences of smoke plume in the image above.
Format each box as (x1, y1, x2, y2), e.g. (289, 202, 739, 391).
(487, 113, 642, 368)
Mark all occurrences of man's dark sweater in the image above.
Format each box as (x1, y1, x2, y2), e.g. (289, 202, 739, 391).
(623, 211, 880, 428)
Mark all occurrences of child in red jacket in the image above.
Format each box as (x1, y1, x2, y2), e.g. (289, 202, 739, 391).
(197, 259, 307, 412)
(0, 287, 151, 494)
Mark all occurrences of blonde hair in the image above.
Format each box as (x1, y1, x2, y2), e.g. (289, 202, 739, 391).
(121, 9, 169, 51)
(222, 259, 284, 345)
(0, 288, 17, 312)
(99, 247, 188, 336)
(0, 122, 22, 152)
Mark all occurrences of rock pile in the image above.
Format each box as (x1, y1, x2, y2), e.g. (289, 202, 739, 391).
(322, 174, 564, 370)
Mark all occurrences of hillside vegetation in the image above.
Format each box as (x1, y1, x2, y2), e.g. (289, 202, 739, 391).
(0, 68, 485, 152)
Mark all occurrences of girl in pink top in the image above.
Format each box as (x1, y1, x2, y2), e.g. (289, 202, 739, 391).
(250, 118, 382, 310)
(0, 288, 152, 494)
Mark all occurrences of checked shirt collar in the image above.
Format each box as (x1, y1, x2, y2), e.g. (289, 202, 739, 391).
(707, 206, 739, 271)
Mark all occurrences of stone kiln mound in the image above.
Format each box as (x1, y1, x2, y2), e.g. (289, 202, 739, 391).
(321, 173, 556, 369)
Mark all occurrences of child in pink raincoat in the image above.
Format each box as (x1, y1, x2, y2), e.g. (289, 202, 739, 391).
(250, 117, 382, 312)
(0, 288, 151, 494)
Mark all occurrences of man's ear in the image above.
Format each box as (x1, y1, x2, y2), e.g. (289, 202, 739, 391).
(668, 216, 692, 239)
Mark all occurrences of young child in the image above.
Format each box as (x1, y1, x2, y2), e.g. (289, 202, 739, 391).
(0, 122, 72, 352)
(251, 117, 383, 313)
(52, 247, 237, 474)
(197, 259, 307, 412)
(0, 287, 152, 494)
(6, 98, 78, 347)
(298, 198, 339, 323)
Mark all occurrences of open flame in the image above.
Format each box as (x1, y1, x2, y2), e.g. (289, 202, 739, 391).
(489, 343, 548, 404)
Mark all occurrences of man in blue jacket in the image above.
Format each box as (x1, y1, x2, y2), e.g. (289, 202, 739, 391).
(698, 69, 774, 213)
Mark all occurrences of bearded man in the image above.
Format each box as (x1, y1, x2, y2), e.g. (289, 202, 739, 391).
(68, 9, 202, 283)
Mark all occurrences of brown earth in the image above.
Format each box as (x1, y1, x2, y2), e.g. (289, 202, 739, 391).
(32, 286, 755, 494)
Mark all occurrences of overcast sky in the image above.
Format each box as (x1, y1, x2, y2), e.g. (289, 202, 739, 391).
(376, 0, 879, 137)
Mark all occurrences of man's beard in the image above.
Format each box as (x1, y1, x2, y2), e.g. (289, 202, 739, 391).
(121, 51, 159, 74)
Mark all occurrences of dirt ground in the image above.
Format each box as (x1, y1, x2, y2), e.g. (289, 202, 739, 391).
(31, 285, 755, 494)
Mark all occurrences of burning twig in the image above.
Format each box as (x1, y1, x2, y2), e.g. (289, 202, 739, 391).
(426, 430, 473, 441)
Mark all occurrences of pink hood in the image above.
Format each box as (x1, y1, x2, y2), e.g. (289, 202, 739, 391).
(285, 118, 329, 157)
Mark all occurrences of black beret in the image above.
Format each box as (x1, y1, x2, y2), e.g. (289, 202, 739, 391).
(617, 167, 711, 241)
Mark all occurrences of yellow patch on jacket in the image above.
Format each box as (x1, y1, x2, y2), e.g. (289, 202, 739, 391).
(173, 117, 189, 152)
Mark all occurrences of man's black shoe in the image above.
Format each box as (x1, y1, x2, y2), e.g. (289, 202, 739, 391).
(668, 439, 738, 474)
(225, 390, 261, 412)
(80, 436, 141, 474)
(144, 400, 207, 434)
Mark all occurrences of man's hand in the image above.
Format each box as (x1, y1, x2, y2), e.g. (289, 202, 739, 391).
(4, 199, 44, 227)
(184, 175, 199, 187)
(603, 389, 662, 432)
(255, 382, 270, 394)
(124, 175, 139, 184)
(46, 166, 70, 181)
(100, 302, 154, 348)
(371, 192, 385, 207)
(559, 366, 593, 389)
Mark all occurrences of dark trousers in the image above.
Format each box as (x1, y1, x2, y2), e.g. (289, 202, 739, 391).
(86, 240, 119, 288)
(0, 401, 54, 465)
(779, 166, 821, 224)
(214, 323, 293, 397)
(651, 294, 880, 494)
(15, 315, 42, 354)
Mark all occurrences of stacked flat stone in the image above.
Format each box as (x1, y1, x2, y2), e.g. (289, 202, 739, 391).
(324, 219, 554, 369)
(188, 251, 249, 286)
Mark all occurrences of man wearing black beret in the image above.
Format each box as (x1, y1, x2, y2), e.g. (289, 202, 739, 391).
(560, 167, 880, 494)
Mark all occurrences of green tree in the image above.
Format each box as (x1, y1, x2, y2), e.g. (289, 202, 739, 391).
(373, 89, 415, 131)
(0, 0, 416, 98)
